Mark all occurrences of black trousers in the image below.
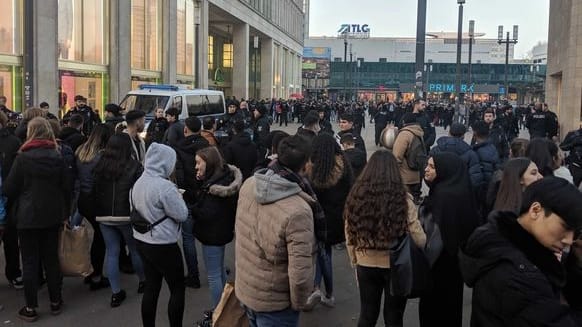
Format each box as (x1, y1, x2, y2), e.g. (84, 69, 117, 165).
(356, 265, 407, 327)
(18, 226, 62, 308)
(3, 221, 22, 280)
(137, 240, 185, 327)
(78, 192, 105, 278)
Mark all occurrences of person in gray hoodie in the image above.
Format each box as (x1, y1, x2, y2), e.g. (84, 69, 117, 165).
(131, 143, 188, 327)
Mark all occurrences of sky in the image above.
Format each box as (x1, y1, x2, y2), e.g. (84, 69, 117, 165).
(309, 0, 549, 58)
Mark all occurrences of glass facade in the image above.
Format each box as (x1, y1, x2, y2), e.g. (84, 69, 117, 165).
(59, 70, 108, 116)
(131, 0, 161, 71)
(0, 0, 22, 55)
(177, 0, 194, 76)
(223, 43, 233, 68)
(208, 36, 214, 70)
(0, 65, 22, 111)
(58, 0, 107, 64)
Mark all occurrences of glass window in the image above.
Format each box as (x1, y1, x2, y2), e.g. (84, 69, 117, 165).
(60, 70, 107, 117)
(173, 96, 183, 113)
(0, 65, 22, 111)
(177, 0, 194, 75)
(58, 0, 106, 64)
(0, 0, 21, 55)
(186, 94, 224, 116)
(208, 36, 214, 70)
(223, 43, 233, 68)
(131, 0, 161, 71)
(119, 94, 169, 115)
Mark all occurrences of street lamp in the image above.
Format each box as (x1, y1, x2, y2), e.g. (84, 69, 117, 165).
(498, 25, 518, 100)
(415, 0, 428, 100)
(468, 20, 475, 101)
(455, 0, 465, 123)
(253, 36, 259, 100)
(194, 0, 201, 89)
(343, 33, 348, 101)
(424, 59, 433, 98)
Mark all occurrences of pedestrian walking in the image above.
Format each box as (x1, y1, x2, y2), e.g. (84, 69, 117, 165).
(344, 150, 425, 327)
(393, 113, 425, 202)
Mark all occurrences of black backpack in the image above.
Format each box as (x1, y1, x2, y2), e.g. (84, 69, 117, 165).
(405, 132, 428, 171)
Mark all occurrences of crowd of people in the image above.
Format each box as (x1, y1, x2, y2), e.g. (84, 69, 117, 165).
(0, 93, 582, 327)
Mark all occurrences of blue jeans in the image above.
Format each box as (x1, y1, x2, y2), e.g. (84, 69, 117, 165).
(181, 215, 199, 277)
(202, 245, 226, 308)
(244, 306, 300, 327)
(314, 244, 333, 296)
(100, 223, 145, 293)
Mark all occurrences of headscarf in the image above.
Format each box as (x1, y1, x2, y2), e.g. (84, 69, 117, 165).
(426, 152, 479, 256)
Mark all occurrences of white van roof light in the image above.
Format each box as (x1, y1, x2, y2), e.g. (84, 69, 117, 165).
(138, 84, 181, 91)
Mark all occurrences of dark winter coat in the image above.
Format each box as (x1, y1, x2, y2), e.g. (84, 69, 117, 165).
(174, 134, 210, 205)
(338, 129, 367, 157)
(59, 127, 87, 153)
(526, 109, 548, 138)
(460, 211, 582, 326)
(310, 155, 353, 245)
(0, 128, 21, 181)
(343, 147, 367, 179)
(4, 145, 71, 229)
(105, 116, 125, 132)
(296, 127, 317, 143)
(164, 121, 185, 147)
(414, 112, 436, 149)
(76, 154, 101, 195)
(145, 117, 169, 146)
(489, 122, 509, 160)
(253, 115, 271, 151)
(473, 141, 500, 188)
(93, 160, 142, 219)
(430, 136, 484, 188)
(192, 165, 242, 246)
(319, 119, 334, 135)
(63, 106, 101, 136)
(223, 133, 258, 180)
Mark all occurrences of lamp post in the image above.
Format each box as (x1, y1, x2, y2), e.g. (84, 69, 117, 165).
(424, 59, 433, 99)
(349, 43, 353, 101)
(530, 63, 540, 103)
(343, 33, 348, 101)
(498, 25, 518, 100)
(194, 0, 201, 89)
(415, 0, 428, 100)
(455, 0, 465, 123)
(253, 36, 259, 100)
(468, 20, 474, 102)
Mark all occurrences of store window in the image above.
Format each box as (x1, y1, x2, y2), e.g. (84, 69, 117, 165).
(131, 0, 161, 71)
(0, 65, 22, 111)
(0, 0, 21, 55)
(58, 0, 106, 64)
(60, 70, 107, 117)
(208, 36, 214, 70)
(177, 0, 194, 75)
(223, 43, 233, 68)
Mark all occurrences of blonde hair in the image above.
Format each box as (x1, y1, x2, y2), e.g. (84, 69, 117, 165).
(26, 117, 56, 147)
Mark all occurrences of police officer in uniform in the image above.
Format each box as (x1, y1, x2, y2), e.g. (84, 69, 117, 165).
(253, 104, 271, 159)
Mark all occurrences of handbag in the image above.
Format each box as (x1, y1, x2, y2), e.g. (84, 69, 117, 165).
(212, 282, 250, 327)
(380, 125, 398, 149)
(129, 189, 170, 234)
(59, 218, 94, 277)
(389, 233, 431, 298)
(418, 202, 443, 267)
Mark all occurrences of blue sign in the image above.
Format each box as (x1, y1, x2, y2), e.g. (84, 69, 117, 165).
(303, 47, 332, 59)
(428, 83, 475, 93)
(498, 86, 506, 94)
(338, 24, 370, 34)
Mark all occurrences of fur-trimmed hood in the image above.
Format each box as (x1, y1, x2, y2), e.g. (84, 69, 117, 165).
(310, 155, 349, 189)
(208, 164, 243, 197)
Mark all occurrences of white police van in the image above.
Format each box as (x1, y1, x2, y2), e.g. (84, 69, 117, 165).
(119, 84, 226, 121)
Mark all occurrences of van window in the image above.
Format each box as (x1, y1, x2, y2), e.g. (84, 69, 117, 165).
(173, 96, 183, 114)
(120, 95, 170, 115)
(187, 95, 224, 116)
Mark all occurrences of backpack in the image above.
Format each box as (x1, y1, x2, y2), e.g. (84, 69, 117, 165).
(405, 132, 428, 171)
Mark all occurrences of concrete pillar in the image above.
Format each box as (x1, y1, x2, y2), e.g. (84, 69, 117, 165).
(233, 23, 249, 99)
(260, 38, 274, 99)
(109, 0, 131, 104)
(162, 0, 177, 84)
(196, 0, 209, 89)
(24, 0, 58, 113)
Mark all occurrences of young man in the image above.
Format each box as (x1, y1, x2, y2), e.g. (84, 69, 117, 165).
(63, 95, 101, 136)
(337, 114, 366, 157)
(58, 113, 87, 152)
(340, 133, 367, 179)
(163, 107, 184, 147)
(472, 120, 501, 210)
(318, 108, 333, 135)
(223, 120, 258, 180)
(411, 99, 436, 151)
(39, 102, 58, 121)
(125, 110, 146, 164)
(460, 177, 582, 326)
(483, 108, 509, 161)
(296, 110, 321, 142)
(103, 103, 125, 132)
(200, 116, 218, 146)
(392, 112, 424, 201)
(253, 104, 271, 158)
(235, 135, 316, 326)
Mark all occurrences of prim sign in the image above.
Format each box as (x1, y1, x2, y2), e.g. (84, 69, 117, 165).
(337, 24, 370, 39)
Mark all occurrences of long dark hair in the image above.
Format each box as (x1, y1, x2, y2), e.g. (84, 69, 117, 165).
(309, 133, 346, 187)
(76, 124, 113, 163)
(494, 158, 532, 213)
(93, 133, 134, 180)
(344, 150, 409, 251)
(196, 146, 226, 181)
(526, 138, 554, 176)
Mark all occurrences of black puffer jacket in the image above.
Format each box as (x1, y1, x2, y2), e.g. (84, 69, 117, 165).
(310, 155, 353, 245)
(223, 133, 258, 180)
(430, 136, 484, 188)
(460, 211, 582, 326)
(473, 141, 500, 188)
(174, 134, 210, 205)
(93, 160, 142, 220)
(4, 145, 71, 229)
(192, 165, 242, 246)
(344, 148, 367, 178)
(59, 127, 87, 153)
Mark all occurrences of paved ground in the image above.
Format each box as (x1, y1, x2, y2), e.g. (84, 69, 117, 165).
(0, 119, 529, 326)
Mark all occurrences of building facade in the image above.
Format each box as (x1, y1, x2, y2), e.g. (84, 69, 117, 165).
(546, 0, 582, 137)
(1, 0, 304, 116)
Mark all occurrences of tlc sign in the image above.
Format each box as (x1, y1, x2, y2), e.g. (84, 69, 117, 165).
(338, 24, 370, 34)
(428, 83, 475, 93)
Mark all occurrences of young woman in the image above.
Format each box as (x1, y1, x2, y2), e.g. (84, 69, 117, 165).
(75, 124, 113, 290)
(132, 143, 189, 327)
(192, 146, 242, 323)
(526, 138, 555, 177)
(493, 158, 543, 213)
(305, 133, 353, 309)
(420, 152, 479, 327)
(145, 108, 169, 147)
(4, 117, 71, 322)
(93, 133, 146, 307)
(344, 150, 425, 327)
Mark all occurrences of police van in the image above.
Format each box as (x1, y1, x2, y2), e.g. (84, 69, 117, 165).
(119, 84, 226, 122)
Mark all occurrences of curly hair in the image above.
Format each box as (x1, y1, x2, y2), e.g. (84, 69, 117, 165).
(344, 150, 409, 251)
(309, 133, 343, 186)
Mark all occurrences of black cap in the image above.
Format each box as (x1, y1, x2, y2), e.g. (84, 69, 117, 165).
(125, 110, 146, 124)
(450, 123, 467, 137)
(521, 177, 582, 230)
(74, 95, 86, 102)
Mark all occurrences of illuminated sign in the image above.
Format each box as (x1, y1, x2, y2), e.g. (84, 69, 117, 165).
(337, 24, 370, 39)
(428, 83, 475, 93)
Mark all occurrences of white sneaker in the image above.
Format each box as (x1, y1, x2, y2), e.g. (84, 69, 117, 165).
(321, 295, 336, 308)
(303, 290, 322, 311)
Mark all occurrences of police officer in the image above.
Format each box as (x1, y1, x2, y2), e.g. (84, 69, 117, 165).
(374, 104, 390, 146)
(253, 104, 271, 158)
(404, 99, 436, 152)
(543, 103, 559, 140)
(526, 103, 548, 139)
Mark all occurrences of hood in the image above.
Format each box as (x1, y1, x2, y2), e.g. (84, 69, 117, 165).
(59, 127, 81, 140)
(401, 124, 424, 137)
(253, 168, 303, 204)
(143, 143, 176, 178)
(231, 133, 252, 146)
(310, 155, 347, 189)
(435, 137, 472, 156)
(208, 165, 243, 197)
(177, 134, 209, 154)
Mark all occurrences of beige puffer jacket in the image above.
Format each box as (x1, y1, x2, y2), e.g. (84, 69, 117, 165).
(392, 124, 425, 185)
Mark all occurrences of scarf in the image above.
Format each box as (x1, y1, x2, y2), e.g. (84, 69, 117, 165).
(269, 160, 328, 244)
(20, 139, 56, 152)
